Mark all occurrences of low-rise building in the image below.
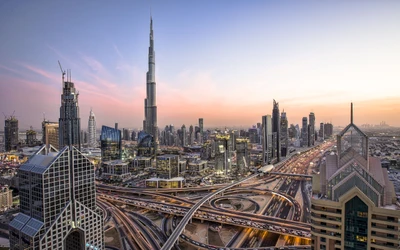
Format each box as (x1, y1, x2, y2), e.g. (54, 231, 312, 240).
(0, 185, 12, 211)
(102, 160, 130, 182)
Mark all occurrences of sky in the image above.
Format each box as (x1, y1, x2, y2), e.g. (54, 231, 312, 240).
(1, 0, 400, 130)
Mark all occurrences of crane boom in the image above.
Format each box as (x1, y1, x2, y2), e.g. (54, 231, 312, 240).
(58, 60, 65, 83)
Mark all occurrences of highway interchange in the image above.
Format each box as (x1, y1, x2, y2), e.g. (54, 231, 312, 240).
(98, 141, 335, 250)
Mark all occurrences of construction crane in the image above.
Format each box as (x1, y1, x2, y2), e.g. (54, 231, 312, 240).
(58, 60, 65, 83)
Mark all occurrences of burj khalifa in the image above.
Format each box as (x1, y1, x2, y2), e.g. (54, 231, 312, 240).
(143, 17, 159, 149)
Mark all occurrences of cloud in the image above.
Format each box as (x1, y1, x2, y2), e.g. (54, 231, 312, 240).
(81, 55, 105, 72)
(113, 44, 124, 59)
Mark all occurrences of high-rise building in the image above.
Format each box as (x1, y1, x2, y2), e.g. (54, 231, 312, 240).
(248, 126, 258, 144)
(88, 109, 97, 147)
(214, 135, 231, 174)
(9, 145, 104, 250)
(288, 124, 297, 140)
(189, 125, 194, 146)
(236, 138, 249, 175)
(123, 128, 131, 141)
(59, 71, 81, 150)
(309, 112, 315, 146)
(131, 130, 137, 141)
(319, 122, 324, 141)
(199, 118, 204, 144)
(43, 122, 59, 150)
(280, 111, 288, 157)
(81, 130, 88, 145)
(26, 127, 37, 147)
(4, 115, 18, 152)
(301, 117, 308, 147)
(272, 100, 281, 162)
(181, 124, 187, 147)
(324, 123, 333, 138)
(311, 103, 399, 250)
(143, 18, 159, 151)
(100, 125, 122, 162)
(262, 115, 273, 165)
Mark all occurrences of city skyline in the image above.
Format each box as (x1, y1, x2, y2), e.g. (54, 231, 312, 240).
(1, 1, 400, 129)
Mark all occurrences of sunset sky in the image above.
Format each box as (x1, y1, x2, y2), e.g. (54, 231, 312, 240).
(1, 1, 399, 130)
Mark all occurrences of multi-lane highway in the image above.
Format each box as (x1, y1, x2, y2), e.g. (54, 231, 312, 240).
(98, 141, 335, 249)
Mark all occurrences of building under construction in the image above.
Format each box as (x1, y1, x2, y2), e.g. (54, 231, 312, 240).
(4, 115, 18, 152)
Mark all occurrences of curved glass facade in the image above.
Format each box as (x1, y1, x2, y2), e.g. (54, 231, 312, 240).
(100, 126, 122, 162)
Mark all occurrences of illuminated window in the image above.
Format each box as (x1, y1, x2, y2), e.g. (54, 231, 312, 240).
(356, 235, 367, 242)
(357, 211, 368, 218)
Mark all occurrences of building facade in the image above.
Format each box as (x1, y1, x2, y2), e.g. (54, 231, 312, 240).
(181, 124, 187, 147)
(143, 18, 159, 151)
(199, 118, 204, 144)
(43, 122, 59, 150)
(156, 154, 179, 179)
(87, 109, 96, 147)
(301, 117, 308, 147)
(236, 138, 249, 175)
(102, 160, 130, 181)
(5, 116, 18, 152)
(324, 123, 333, 138)
(311, 104, 399, 250)
(26, 128, 37, 147)
(280, 111, 288, 157)
(309, 112, 315, 146)
(59, 75, 81, 150)
(0, 185, 13, 211)
(9, 145, 103, 250)
(272, 100, 281, 162)
(100, 125, 122, 162)
(262, 115, 273, 165)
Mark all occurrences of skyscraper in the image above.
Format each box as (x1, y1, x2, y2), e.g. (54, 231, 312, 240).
(143, 17, 158, 150)
(199, 118, 204, 144)
(236, 138, 249, 175)
(272, 100, 281, 162)
(100, 125, 122, 162)
(262, 115, 273, 165)
(4, 115, 18, 152)
(301, 117, 308, 147)
(311, 103, 399, 249)
(59, 71, 81, 150)
(309, 112, 315, 146)
(324, 123, 333, 138)
(181, 124, 187, 147)
(319, 122, 324, 141)
(9, 145, 104, 250)
(189, 125, 194, 146)
(280, 111, 288, 157)
(88, 109, 96, 147)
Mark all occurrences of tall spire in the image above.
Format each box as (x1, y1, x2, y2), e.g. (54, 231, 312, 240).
(351, 102, 353, 124)
(143, 16, 158, 154)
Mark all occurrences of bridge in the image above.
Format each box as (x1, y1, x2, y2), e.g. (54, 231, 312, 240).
(161, 174, 260, 250)
(269, 172, 312, 178)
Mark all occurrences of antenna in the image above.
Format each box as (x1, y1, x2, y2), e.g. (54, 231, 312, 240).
(350, 102, 353, 124)
(58, 61, 66, 83)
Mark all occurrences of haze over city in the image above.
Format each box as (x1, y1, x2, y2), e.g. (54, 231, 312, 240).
(1, 0, 400, 129)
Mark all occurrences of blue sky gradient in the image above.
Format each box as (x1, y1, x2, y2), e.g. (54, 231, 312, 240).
(1, 1, 399, 129)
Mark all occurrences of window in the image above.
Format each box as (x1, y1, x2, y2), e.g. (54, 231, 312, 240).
(356, 235, 367, 242)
